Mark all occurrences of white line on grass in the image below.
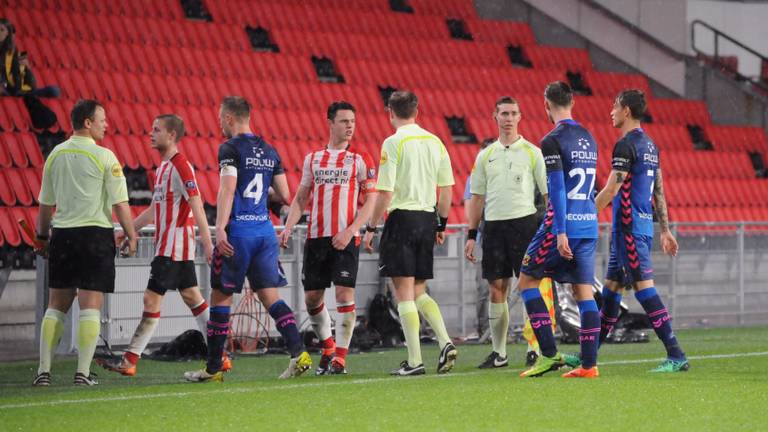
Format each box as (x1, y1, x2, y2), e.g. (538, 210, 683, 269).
(2, 350, 767, 410)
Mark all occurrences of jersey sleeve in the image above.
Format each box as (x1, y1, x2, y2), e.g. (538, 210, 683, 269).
(299, 153, 314, 188)
(272, 148, 285, 176)
(171, 155, 200, 200)
(437, 141, 455, 187)
(218, 142, 239, 177)
(541, 136, 566, 234)
(38, 154, 56, 206)
(103, 150, 129, 205)
(541, 136, 563, 173)
(533, 147, 548, 195)
(357, 151, 377, 195)
(375, 137, 398, 192)
(463, 176, 472, 201)
(611, 137, 635, 172)
(469, 150, 487, 195)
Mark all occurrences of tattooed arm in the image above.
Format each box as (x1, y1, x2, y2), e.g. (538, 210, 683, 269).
(653, 168, 679, 256)
(595, 170, 627, 213)
(653, 168, 670, 232)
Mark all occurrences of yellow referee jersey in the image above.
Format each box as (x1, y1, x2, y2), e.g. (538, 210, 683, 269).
(38, 135, 129, 228)
(376, 123, 454, 212)
(469, 137, 547, 221)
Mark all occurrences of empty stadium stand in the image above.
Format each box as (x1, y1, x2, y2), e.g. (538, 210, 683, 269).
(1, 0, 767, 267)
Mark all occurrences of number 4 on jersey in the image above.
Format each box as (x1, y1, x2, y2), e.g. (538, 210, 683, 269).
(244, 173, 264, 204)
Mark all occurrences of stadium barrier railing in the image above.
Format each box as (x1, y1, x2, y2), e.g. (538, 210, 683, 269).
(35, 222, 768, 353)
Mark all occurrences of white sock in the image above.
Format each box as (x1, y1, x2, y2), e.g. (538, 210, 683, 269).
(190, 299, 209, 336)
(308, 303, 333, 341)
(335, 302, 356, 356)
(489, 302, 509, 358)
(126, 311, 160, 358)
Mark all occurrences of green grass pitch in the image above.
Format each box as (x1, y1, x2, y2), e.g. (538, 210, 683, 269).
(1, 327, 767, 431)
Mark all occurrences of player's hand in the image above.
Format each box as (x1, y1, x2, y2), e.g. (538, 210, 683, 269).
(556, 233, 573, 260)
(114, 231, 125, 246)
(332, 228, 354, 250)
(203, 240, 214, 263)
(34, 238, 49, 259)
(464, 239, 476, 263)
(660, 230, 678, 257)
(436, 231, 445, 245)
(363, 231, 375, 253)
(120, 236, 137, 258)
(216, 228, 235, 257)
(278, 227, 292, 249)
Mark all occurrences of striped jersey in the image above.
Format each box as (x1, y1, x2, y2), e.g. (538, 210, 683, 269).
(152, 152, 199, 261)
(299, 146, 376, 239)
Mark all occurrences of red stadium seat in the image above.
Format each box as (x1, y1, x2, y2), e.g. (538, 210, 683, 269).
(0, 207, 22, 247)
(6, 169, 34, 206)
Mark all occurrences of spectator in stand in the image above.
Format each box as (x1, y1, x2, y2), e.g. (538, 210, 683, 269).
(0, 18, 21, 97)
(18, 51, 60, 98)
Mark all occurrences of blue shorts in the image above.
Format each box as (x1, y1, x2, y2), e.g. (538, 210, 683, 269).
(520, 228, 597, 285)
(211, 234, 287, 294)
(605, 232, 654, 287)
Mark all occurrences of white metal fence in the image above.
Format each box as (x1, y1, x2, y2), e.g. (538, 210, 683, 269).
(37, 222, 768, 352)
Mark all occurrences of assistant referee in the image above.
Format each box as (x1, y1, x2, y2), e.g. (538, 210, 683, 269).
(464, 96, 548, 369)
(33, 99, 137, 387)
(363, 90, 457, 376)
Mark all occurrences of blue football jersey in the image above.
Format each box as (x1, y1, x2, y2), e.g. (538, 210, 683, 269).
(611, 128, 658, 236)
(541, 119, 599, 239)
(218, 133, 285, 237)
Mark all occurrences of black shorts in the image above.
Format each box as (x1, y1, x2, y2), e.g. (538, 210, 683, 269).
(481, 214, 538, 281)
(378, 210, 436, 280)
(302, 237, 360, 291)
(49, 226, 116, 293)
(147, 256, 198, 295)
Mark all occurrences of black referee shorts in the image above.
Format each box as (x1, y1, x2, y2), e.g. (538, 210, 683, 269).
(147, 256, 199, 295)
(378, 210, 436, 280)
(301, 237, 360, 291)
(49, 226, 116, 293)
(481, 214, 538, 281)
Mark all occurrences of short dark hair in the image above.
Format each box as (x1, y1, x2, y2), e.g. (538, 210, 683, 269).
(327, 101, 356, 120)
(71, 99, 103, 130)
(495, 96, 519, 111)
(221, 95, 250, 120)
(387, 91, 418, 119)
(156, 114, 185, 142)
(617, 89, 647, 120)
(544, 81, 573, 108)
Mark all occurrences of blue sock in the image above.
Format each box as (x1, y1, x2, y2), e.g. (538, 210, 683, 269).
(578, 300, 600, 369)
(521, 288, 557, 358)
(599, 288, 622, 347)
(635, 288, 686, 360)
(268, 300, 304, 357)
(206, 306, 230, 373)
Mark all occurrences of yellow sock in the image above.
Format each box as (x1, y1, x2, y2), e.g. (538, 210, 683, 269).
(415, 294, 450, 348)
(77, 309, 101, 376)
(38, 309, 65, 374)
(397, 301, 422, 367)
(489, 302, 509, 357)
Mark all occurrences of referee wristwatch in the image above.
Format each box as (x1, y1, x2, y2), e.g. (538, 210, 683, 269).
(365, 224, 379, 234)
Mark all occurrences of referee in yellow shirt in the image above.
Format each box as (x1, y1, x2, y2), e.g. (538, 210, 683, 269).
(33, 99, 137, 387)
(363, 91, 457, 376)
(464, 96, 548, 369)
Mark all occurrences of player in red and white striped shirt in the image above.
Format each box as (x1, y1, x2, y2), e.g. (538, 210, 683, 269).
(280, 101, 377, 375)
(98, 114, 222, 376)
